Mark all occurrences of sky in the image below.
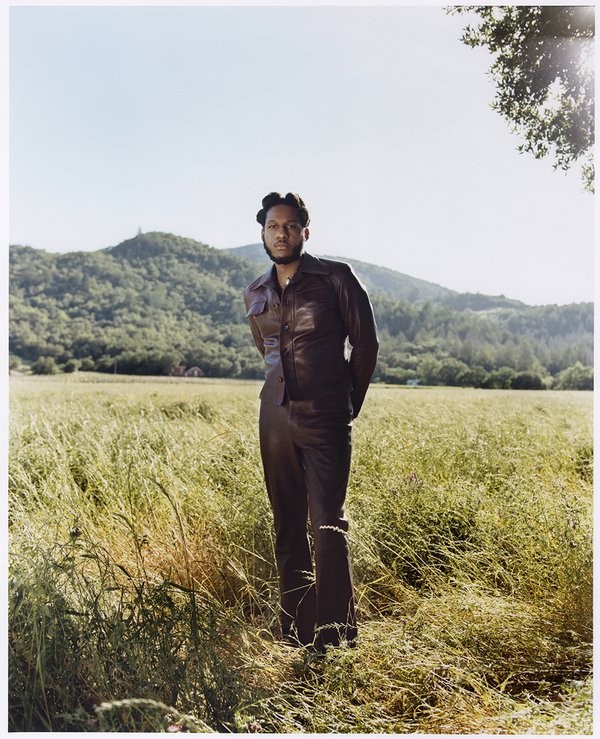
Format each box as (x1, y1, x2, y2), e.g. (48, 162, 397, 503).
(8, 3, 595, 306)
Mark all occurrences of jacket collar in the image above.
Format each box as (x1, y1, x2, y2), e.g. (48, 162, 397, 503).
(255, 251, 330, 288)
(298, 252, 331, 275)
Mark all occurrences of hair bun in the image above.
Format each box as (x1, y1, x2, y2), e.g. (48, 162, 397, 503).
(256, 191, 310, 227)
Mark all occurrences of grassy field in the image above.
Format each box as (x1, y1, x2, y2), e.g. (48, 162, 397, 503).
(9, 374, 593, 733)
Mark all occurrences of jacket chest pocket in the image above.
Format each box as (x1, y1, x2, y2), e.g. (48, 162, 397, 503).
(246, 297, 280, 334)
(295, 285, 334, 303)
(246, 298, 268, 318)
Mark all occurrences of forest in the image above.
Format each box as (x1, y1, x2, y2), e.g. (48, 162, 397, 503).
(9, 231, 593, 389)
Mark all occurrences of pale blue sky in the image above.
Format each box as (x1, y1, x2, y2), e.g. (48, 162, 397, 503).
(9, 4, 594, 305)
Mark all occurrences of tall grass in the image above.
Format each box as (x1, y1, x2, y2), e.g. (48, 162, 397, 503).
(9, 376, 593, 732)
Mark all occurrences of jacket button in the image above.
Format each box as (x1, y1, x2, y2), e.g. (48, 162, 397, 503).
(282, 323, 289, 331)
(277, 376, 283, 383)
(282, 348, 289, 356)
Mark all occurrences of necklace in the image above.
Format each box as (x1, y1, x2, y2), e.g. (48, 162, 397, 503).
(279, 271, 296, 289)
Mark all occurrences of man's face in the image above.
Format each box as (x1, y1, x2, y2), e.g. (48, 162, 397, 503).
(261, 204, 309, 265)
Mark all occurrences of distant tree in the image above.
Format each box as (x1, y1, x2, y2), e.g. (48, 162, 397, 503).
(460, 364, 489, 388)
(482, 366, 516, 389)
(515, 340, 546, 375)
(63, 359, 81, 373)
(511, 371, 544, 390)
(95, 355, 116, 373)
(450, 6, 595, 191)
(79, 358, 95, 371)
(31, 356, 58, 375)
(438, 357, 471, 386)
(417, 355, 443, 385)
(554, 362, 593, 390)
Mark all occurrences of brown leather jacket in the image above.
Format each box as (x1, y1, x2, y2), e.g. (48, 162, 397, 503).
(244, 252, 379, 418)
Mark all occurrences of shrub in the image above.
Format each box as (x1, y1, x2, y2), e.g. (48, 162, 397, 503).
(63, 359, 81, 373)
(554, 363, 593, 390)
(511, 371, 543, 390)
(31, 356, 58, 375)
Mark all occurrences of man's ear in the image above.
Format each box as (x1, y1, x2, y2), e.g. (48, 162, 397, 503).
(304, 227, 310, 242)
(261, 227, 265, 240)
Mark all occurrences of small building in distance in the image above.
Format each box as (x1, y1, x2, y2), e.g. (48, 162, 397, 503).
(170, 365, 187, 377)
(185, 366, 204, 378)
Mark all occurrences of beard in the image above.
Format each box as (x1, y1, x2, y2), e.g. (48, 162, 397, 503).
(262, 236, 304, 265)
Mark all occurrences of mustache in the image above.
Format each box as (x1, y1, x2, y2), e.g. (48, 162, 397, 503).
(262, 237, 304, 265)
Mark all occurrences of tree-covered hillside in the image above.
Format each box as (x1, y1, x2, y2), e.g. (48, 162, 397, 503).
(10, 234, 261, 378)
(229, 244, 456, 304)
(228, 243, 526, 310)
(9, 232, 593, 388)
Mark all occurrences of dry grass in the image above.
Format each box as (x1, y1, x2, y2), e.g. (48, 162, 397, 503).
(9, 375, 593, 732)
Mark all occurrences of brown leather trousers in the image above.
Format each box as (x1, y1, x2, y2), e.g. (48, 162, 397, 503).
(259, 395, 357, 649)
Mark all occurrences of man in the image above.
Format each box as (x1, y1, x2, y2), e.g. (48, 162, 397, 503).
(244, 192, 379, 651)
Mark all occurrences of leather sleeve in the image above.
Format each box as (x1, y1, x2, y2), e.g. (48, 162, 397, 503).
(338, 266, 379, 417)
(244, 288, 266, 358)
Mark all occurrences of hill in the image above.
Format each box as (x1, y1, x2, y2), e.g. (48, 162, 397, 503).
(227, 244, 526, 310)
(9, 232, 593, 388)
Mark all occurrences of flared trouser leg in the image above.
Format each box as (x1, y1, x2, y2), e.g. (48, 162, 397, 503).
(259, 398, 356, 648)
